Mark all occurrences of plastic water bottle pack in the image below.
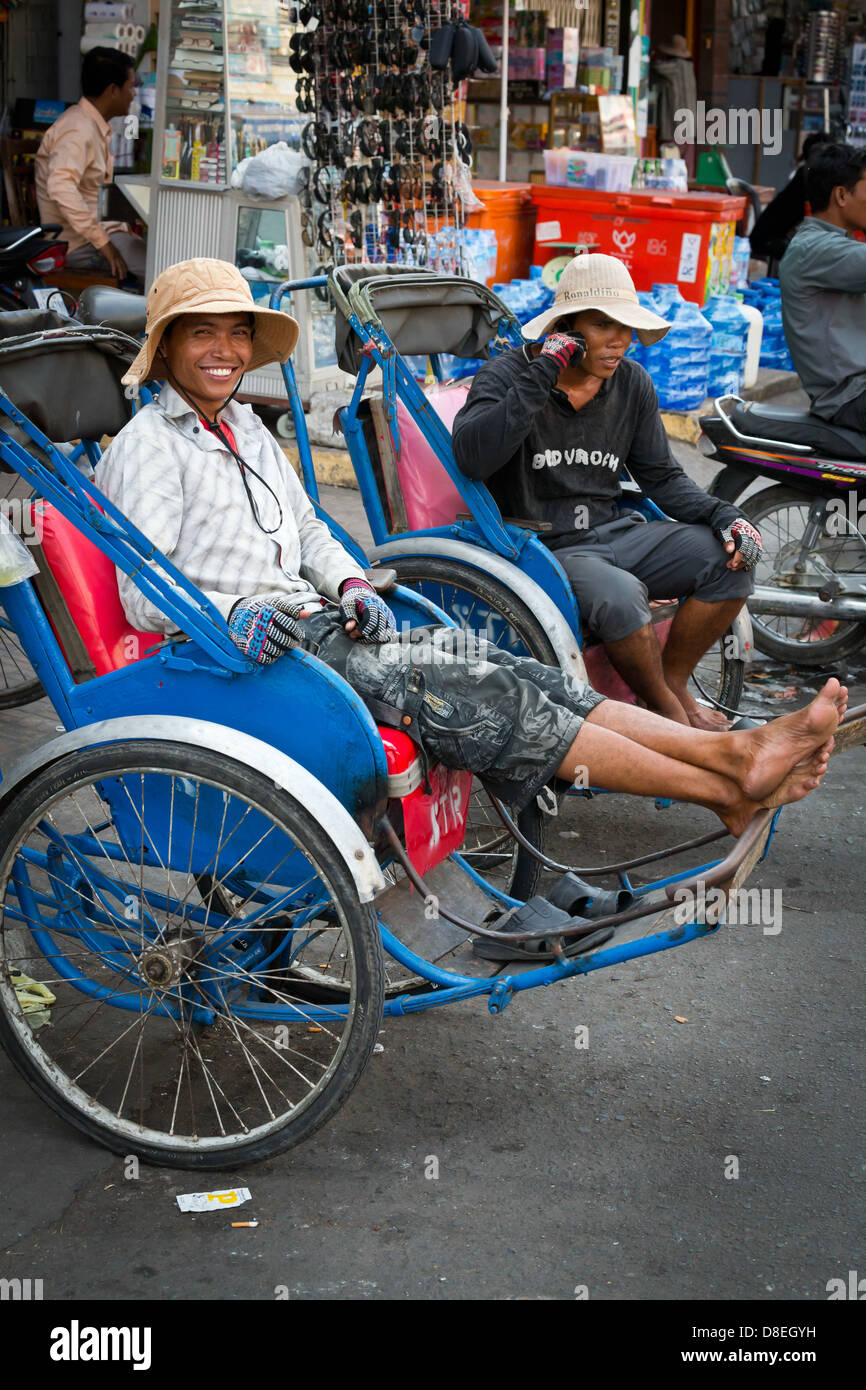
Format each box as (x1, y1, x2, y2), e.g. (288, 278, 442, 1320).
(743, 278, 795, 371)
(703, 294, 749, 396)
(629, 286, 710, 410)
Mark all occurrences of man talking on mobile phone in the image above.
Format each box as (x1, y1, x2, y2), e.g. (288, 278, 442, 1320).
(452, 254, 761, 730)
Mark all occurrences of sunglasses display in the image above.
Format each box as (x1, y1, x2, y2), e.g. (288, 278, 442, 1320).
(293, 0, 471, 277)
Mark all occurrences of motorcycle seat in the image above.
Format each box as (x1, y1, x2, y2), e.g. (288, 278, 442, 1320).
(77, 285, 146, 337)
(729, 401, 866, 462)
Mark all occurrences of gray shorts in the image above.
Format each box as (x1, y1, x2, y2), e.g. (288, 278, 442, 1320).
(555, 513, 754, 644)
(302, 613, 605, 809)
(66, 231, 146, 282)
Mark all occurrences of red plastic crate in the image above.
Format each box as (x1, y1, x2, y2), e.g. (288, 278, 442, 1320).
(467, 181, 538, 284)
(530, 185, 746, 303)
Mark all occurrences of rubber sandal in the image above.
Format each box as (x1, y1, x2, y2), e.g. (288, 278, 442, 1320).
(473, 924, 615, 964)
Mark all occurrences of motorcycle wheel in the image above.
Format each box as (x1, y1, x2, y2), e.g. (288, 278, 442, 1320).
(743, 485, 866, 665)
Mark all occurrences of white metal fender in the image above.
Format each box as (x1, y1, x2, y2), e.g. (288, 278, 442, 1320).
(0, 715, 385, 902)
(370, 536, 589, 683)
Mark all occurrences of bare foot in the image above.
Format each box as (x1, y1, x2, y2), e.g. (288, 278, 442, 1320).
(765, 739, 834, 809)
(738, 679, 842, 801)
(721, 745, 830, 837)
(672, 686, 731, 731)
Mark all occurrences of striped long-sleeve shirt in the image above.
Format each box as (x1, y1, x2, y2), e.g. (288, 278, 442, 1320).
(96, 383, 368, 634)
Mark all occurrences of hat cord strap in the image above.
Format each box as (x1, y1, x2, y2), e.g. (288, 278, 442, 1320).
(166, 369, 284, 537)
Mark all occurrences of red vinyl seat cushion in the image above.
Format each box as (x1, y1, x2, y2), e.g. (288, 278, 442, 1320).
(33, 500, 161, 677)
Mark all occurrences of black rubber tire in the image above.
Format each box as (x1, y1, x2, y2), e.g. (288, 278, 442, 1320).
(0, 741, 385, 1169)
(690, 623, 746, 717)
(742, 485, 866, 665)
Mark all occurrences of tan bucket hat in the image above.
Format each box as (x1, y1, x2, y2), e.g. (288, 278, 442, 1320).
(122, 257, 300, 386)
(522, 253, 670, 346)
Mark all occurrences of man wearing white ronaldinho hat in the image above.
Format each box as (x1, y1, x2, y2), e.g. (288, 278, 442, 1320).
(452, 254, 763, 730)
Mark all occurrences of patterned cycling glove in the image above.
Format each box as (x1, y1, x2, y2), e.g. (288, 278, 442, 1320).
(339, 578, 398, 643)
(540, 330, 587, 372)
(717, 518, 763, 570)
(228, 593, 304, 664)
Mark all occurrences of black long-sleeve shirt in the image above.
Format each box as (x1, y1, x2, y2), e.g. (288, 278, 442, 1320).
(451, 346, 740, 549)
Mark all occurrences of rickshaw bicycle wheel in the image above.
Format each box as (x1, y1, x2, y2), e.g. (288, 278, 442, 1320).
(282, 774, 547, 1003)
(689, 624, 745, 717)
(0, 603, 42, 708)
(384, 555, 559, 665)
(0, 741, 384, 1169)
(383, 553, 744, 714)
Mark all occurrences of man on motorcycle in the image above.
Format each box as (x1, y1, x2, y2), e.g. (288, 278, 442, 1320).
(35, 47, 146, 285)
(452, 254, 763, 730)
(96, 258, 840, 840)
(779, 142, 866, 430)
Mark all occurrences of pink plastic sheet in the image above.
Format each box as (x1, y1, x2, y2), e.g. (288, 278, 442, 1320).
(393, 382, 470, 530)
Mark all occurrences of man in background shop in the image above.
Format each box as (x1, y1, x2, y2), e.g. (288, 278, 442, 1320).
(35, 46, 145, 285)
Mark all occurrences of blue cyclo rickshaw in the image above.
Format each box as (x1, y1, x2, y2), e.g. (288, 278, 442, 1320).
(0, 293, 862, 1169)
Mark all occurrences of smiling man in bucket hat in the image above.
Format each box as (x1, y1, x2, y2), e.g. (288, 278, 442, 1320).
(452, 253, 764, 729)
(92, 256, 841, 908)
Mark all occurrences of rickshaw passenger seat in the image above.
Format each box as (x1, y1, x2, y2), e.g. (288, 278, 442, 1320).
(28, 501, 161, 679)
(377, 381, 469, 531)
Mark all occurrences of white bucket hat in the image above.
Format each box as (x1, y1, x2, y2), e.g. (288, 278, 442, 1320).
(522, 253, 670, 346)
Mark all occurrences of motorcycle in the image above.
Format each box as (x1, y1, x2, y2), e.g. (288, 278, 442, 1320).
(701, 393, 866, 666)
(0, 222, 67, 311)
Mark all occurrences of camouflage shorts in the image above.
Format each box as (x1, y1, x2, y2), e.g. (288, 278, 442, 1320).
(302, 613, 605, 809)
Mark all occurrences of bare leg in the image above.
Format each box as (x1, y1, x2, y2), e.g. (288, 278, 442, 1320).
(581, 678, 845, 803)
(661, 596, 746, 731)
(601, 622, 690, 724)
(554, 721, 831, 837)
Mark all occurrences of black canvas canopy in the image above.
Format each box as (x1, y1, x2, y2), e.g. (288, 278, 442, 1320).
(0, 311, 138, 451)
(331, 264, 519, 376)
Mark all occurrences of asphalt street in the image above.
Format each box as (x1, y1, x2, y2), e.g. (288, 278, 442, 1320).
(1, 441, 864, 1304)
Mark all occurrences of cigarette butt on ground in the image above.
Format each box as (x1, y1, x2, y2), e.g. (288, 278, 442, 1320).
(231, 1220, 259, 1228)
